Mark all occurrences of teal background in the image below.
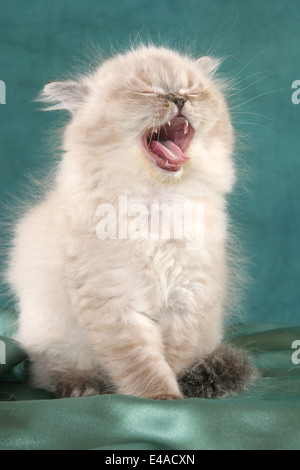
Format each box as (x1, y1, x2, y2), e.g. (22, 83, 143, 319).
(0, 0, 299, 325)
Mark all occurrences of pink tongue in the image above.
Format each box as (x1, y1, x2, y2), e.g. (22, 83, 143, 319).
(150, 140, 190, 165)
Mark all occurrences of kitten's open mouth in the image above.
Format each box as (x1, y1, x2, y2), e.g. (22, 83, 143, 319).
(141, 116, 194, 172)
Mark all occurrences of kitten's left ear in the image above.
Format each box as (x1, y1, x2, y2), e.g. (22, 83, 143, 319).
(196, 56, 221, 76)
(38, 79, 89, 114)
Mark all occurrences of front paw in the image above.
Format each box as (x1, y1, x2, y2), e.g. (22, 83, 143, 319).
(178, 344, 258, 399)
(55, 374, 115, 398)
(148, 393, 183, 400)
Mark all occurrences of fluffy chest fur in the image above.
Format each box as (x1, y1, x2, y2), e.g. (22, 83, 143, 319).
(61, 186, 227, 374)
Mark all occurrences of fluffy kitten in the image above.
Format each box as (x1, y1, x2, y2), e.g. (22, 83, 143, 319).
(7, 46, 256, 399)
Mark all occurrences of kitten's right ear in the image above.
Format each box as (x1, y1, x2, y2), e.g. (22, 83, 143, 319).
(38, 80, 89, 114)
(196, 56, 221, 76)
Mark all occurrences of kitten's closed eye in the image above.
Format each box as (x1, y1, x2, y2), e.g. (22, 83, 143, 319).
(136, 90, 204, 101)
(135, 90, 163, 96)
(186, 91, 204, 97)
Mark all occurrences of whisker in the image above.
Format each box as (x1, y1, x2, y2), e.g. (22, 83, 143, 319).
(230, 69, 272, 87)
(232, 121, 276, 135)
(227, 72, 275, 98)
(233, 45, 271, 79)
(231, 88, 287, 109)
(206, 14, 239, 57)
(231, 111, 273, 121)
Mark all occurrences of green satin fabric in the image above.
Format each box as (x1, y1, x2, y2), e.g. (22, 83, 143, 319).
(0, 311, 299, 450)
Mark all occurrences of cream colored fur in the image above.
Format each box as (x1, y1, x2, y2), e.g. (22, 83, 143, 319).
(8, 46, 235, 399)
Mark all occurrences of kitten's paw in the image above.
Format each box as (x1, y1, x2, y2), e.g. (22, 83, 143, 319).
(55, 374, 115, 398)
(178, 344, 258, 399)
(56, 380, 100, 398)
(149, 393, 183, 400)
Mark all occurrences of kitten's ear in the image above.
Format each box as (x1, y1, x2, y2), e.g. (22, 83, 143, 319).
(38, 80, 89, 114)
(196, 56, 221, 76)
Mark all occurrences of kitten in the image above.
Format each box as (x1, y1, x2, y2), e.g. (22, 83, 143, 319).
(7, 46, 257, 399)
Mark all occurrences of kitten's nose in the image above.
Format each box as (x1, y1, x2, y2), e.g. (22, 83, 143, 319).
(171, 97, 186, 111)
